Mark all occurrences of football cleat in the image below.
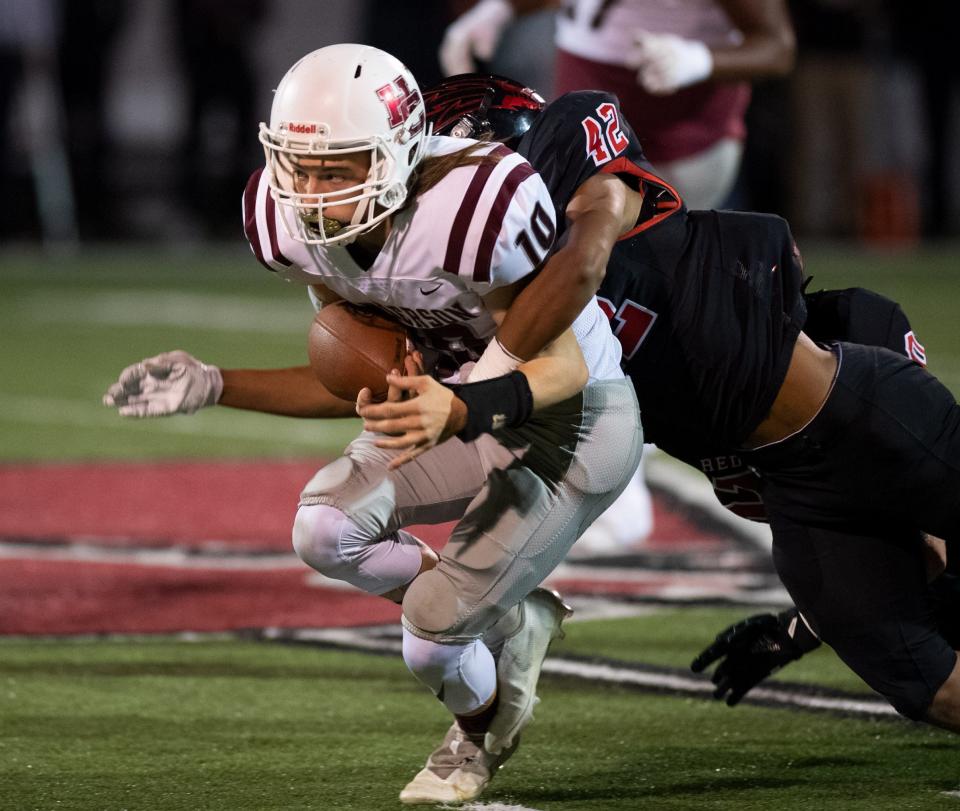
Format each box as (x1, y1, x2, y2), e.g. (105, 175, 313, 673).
(484, 587, 572, 755)
(399, 722, 516, 805)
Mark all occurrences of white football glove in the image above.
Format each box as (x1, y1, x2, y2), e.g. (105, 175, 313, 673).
(439, 0, 515, 76)
(628, 30, 714, 95)
(102, 350, 223, 417)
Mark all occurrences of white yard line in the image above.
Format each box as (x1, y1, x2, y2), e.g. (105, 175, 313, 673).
(0, 540, 303, 570)
(542, 658, 897, 717)
(264, 625, 898, 719)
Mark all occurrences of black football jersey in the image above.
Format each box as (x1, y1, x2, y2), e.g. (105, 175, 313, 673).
(517, 91, 807, 455)
(692, 286, 926, 522)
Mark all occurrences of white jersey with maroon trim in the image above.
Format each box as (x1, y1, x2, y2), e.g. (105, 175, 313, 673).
(243, 135, 623, 382)
(556, 0, 743, 66)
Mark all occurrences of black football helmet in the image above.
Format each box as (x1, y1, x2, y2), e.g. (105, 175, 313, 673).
(423, 73, 545, 148)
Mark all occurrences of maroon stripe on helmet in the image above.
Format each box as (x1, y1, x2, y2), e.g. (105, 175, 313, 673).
(442, 144, 512, 276)
(264, 188, 291, 267)
(472, 160, 536, 282)
(242, 168, 271, 270)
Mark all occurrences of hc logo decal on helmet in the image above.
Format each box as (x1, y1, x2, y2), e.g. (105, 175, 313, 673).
(377, 76, 422, 129)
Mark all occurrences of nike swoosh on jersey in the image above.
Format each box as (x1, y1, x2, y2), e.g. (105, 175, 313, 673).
(420, 282, 443, 295)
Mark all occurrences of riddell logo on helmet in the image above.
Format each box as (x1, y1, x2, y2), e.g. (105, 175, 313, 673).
(286, 122, 317, 134)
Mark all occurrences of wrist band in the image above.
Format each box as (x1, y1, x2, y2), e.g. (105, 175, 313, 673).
(449, 370, 534, 441)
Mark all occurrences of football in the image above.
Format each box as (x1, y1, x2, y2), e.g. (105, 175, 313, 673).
(307, 301, 409, 402)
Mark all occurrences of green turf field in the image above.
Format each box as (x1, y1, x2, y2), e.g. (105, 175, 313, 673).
(2, 244, 960, 809)
(1, 625, 956, 811)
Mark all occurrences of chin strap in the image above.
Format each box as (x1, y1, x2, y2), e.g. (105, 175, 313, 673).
(321, 217, 344, 237)
(313, 195, 367, 246)
(351, 193, 372, 228)
(329, 188, 377, 246)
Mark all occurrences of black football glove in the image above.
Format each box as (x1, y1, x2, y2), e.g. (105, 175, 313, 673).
(690, 608, 821, 706)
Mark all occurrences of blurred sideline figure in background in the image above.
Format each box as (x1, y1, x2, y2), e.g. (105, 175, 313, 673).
(788, 0, 901, 241)
(788, 0, 948, 245)
(173, 0, 266, 237)
(0, 0, 77, 246)
(890, 0, 960, 239)
(440, 0, 796, 557)
(58, 0, 127, 240)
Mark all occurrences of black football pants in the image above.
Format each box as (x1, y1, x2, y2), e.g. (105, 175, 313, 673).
(745, 342, 960, 718)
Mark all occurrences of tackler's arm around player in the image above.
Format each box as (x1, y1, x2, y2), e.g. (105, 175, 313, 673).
(485, 172, 641, 364)
(358, 328, 588, 469)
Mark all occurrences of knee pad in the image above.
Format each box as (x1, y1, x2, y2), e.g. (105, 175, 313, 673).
(292, 504, 425, 596)
(401, 628, 496, 715)
(292, 504, 358, 578)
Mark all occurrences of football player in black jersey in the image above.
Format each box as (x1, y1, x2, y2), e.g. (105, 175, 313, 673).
(391, 74, 960, 733)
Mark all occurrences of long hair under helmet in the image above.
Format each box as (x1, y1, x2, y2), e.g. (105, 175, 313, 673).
(259, 44, 429, 246)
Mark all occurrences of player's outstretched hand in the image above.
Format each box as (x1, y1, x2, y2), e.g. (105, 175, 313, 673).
(690, 609, 821, 706)
(357, 356, 466, 469)
(627, 30, 713, 95)
(102, 350, 223, 417)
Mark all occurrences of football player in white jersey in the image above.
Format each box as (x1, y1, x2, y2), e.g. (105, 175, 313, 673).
(103, 44, 641, 805)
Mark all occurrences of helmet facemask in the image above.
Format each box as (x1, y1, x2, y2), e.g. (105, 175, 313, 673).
(259, 125, 413, 246)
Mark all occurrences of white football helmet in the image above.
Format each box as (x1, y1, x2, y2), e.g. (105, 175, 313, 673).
(259, 43, 429, 246)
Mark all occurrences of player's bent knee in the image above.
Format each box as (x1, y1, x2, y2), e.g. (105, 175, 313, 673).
(925, 654, 960, 732)
(890, 692, 934, 722)
(402, 568, 465, 639)
(861, 670, 945, 722)
(292, 503, 356, 578)
(884, 669, 955, 723)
